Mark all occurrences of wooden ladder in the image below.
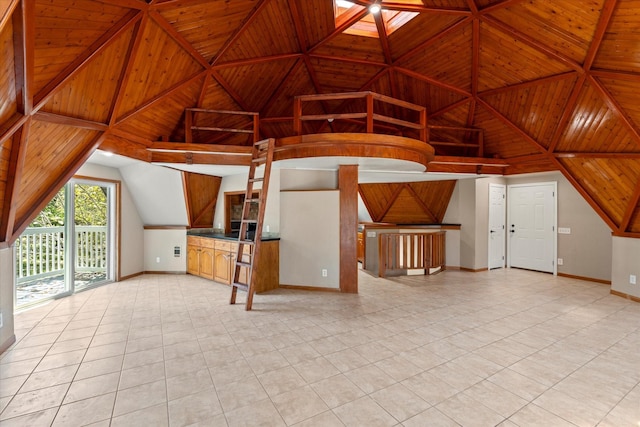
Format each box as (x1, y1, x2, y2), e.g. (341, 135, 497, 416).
(230, 138, 275, 310)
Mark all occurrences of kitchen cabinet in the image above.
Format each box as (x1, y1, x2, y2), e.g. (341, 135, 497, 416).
(187, 234, 279, 293)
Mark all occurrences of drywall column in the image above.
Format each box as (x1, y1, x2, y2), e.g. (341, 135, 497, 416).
(339, 165, 358, 293)
(0, 246, 16, 354)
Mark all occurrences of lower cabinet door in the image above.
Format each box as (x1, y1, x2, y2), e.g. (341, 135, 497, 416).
(214, 250, 232, 284)
(199, 248, 215, 280)
(187, 245, 200, 276)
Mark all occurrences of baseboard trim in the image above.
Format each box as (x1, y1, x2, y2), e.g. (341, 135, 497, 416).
(610, 289, 640, 303)
(143, 271, 186, 275)
(0, 334, 16, 356)
(278, 284, 341, 293)
(557, 272, 611, 285)
(460, 267, 489, 272)
(119, 272, 144, 281)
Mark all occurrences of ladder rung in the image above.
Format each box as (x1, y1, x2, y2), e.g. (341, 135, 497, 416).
(239, 240, 255, 246)
(249, 178, 263, 183)
(235, 261, 251, 268)
(232, 283, 249, 291)
(254, 139, 271, 146)
(242, 219, 257, 223)
(245, 198, 260, 203)
(252, 157, 267, 163)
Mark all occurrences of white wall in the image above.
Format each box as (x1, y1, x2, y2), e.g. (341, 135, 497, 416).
(77, 163, 144, 278)
(611, 236, 640, 298)
(280, 191, 340, 288)
(458, 179, 477, 269)
(280, 169, 337, 190)
(119, 162, 188, 226)
(144, 229, 187, 272)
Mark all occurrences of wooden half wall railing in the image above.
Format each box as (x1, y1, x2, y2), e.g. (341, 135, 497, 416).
(378, 231, 446, 278)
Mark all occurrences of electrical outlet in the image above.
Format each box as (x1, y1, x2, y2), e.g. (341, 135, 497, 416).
(156, 257, 160, 263)
(321, 269, 328, 277)
(630, 274, 637, 285)
(0, 312, 3, 329)
(557, 258, 563, 266)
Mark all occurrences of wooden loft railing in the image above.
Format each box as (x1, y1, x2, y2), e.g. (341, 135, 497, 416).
(293, 91, 429, 142)
(185, 108, 260, 143)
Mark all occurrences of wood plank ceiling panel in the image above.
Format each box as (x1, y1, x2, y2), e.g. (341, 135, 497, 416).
(556, 80, 640, 153)
(216, 0, 300, 62)
(263, 62, 319, 118)
(310, 57, 386, 93)
(560, 157, 640, 228)
(183, 172, 222, 229)
(473, 104, 543, 158)
(597, 76, 640, 134)
(476, 22, 574, 92)
(476, 0, 514, 8)
(313, 33, 386, 63)
(33, 0, 131, 96)
(419, 0, 470, 8)
(388, 13, 465, 61)
(488, 0, 605, 63)
(294, 0, 334, 48)
(0, 14, 16, 127)
(396, 72, 468, 115)
(408, 180, 457, 222)
(385, 187, 437, 223)
(114, 18, 204, 119)
(480, 74, 578, 149)
(40, 26, 134, 123)
(628, 199, 640, 233)
(592, 0, 640, 73)
(14, 119, 99, 227)
(158, 0, 258, 63)
(396, 21, 474, 92)
(115, 76, 204, 142)
(0, 136, 12, 217)
(359, 183, 402, 222)
(217, 58, 299, 112)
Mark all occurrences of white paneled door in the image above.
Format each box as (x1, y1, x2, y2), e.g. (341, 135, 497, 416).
(489, 184, 506, 270)
(508, 183, 557, 274)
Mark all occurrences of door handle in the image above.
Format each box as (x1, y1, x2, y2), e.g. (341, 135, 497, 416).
(490, 230, 496, 233)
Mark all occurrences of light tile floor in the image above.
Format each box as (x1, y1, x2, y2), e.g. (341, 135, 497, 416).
(1, 269, 640, 426)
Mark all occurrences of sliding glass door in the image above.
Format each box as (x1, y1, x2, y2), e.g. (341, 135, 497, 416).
(15, 178, 116, 309)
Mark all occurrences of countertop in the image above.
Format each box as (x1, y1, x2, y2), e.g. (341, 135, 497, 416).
(187, 231, 280, 241)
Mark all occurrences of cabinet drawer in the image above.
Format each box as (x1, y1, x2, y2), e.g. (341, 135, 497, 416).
(187, 236, 202, 246)
(215, 240, 233, 251)
(200, 238, 215, 249)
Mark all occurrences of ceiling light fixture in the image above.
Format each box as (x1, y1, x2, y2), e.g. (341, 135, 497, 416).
(369, 2, 381, 14)
(100, 151, 114, 157)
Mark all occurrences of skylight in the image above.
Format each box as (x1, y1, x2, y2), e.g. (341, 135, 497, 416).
(334, 1, 419, 38)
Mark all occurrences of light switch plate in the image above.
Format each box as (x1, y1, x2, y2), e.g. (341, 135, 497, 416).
(558, 227, 571, 234)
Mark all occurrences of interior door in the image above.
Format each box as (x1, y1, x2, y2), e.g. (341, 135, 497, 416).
(508, 183, 556, 273)
(488, 184, 506, 269)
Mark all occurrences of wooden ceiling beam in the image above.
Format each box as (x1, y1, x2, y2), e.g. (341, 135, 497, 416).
(478, 72, 578, 97)
(109, 14, 149, 126)
(591, 70, 640, 81)
(308, 7, 369, 53)
(362, 2, 471, 15)
(12, 0, 34, 115)
(430, 98, 471, 118)
(33, 10, 141, 110)
(546, 74, 587, 153)
(406, 184, 438, 222)
(148, 10, 210, 69)
(109, 128, 154, 147)
(33, 112, 109, 131)
(0, 113, 28, 146)
(0, 0, 19, 36)
(468, 18, 480, 126)
(101, 0, 148, 9)
(481, 15, 583, 73)
(477, 98, 547, 153)
(394, 67, 472, 98)
(466, 0, 479, 14)
(583, 0, 618, 71)
(114, 70, 208, 125)
(554, 160, 619, 231)
(211, 0, 269, 66)
(288, 0, 308, 53)
(374, 13, 393, 65)
(0, 119, 30, 243)
(588, 75, 640, 144)
(308, 53, 387, 68)
(11, 131, 108, 243)
(261, 59, 304, 118)
(213, 53, 303, 70)
(478, 0, 524, 15)
(378, 183, 405, 222)
(595, 186, 637, 235)
(150, 142, 251, 154)
(554, 152, 640, 159)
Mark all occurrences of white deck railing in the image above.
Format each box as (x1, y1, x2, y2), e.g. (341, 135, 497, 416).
(16, 226, 108, 283)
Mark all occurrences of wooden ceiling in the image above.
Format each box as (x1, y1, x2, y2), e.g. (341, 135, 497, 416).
(2, 0, 640, 243)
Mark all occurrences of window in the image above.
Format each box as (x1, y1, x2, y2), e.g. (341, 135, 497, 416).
(335, 0, 419, 38)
